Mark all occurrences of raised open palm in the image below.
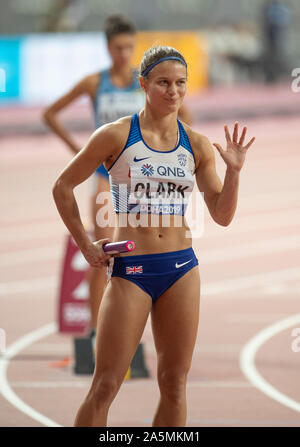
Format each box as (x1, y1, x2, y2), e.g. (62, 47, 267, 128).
(213, 122, 255, 172)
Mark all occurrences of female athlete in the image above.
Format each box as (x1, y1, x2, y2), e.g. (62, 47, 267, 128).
(52, 45, 255, 426)
(44, 15, 192, 340)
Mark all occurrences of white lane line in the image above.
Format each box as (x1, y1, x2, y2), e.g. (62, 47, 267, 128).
(1, 308, 300, 424)
(10, 382, 89, 389)
(2, 233, 300, 268)
(203, 208, 300, 238)
(1, 246, 62, 267)
(227, 313, 293, 323)
(1, 207, 299, 246)
(197, 234, 300, 264)
(9, 380, 252, 389)
(0, 323, 61, 427)
(203, 267, 300, 297)
(240, 313, 300, 413)
(0, 223, 64, 243)
(1, 267, 300, 298)
(0, 276, 57, 296)
(146, 343, 242, 354)
(188, 381, 253, 388)
(20, 343, 71, 353)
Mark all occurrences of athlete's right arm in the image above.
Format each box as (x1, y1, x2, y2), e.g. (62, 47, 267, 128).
(52, 122, 126, 266)
(42, 74, 98, 155)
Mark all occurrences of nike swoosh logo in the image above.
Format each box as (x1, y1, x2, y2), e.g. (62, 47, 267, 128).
(133, 156, 150, 162)
(175, 259, 192, 268)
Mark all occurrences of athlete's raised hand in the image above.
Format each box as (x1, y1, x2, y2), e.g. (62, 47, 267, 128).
(213, 122, 255, 172)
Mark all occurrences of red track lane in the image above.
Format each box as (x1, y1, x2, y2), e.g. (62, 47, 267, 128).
(0, 114, 300, 427)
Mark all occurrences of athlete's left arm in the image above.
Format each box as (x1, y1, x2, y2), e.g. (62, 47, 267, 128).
(178, 103, 193, 126)
(193, 122, 255, 226)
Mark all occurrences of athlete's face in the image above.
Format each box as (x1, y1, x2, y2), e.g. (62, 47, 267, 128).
(108, 33, 136, 68)
(140, 61, 187, 113)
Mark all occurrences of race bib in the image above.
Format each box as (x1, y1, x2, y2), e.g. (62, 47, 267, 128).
(128, 161, 193, 215)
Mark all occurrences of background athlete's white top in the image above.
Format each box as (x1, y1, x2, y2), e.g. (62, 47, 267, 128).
(93, 69, 144, 128)
(108, 113, 196, 216)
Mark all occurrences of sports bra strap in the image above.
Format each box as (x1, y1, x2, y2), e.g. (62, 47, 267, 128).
(124, 113, 142, 149)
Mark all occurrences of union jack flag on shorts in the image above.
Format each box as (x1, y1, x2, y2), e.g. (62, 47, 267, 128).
(126, 265, 143, 274)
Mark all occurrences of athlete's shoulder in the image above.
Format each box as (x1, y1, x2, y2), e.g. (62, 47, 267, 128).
(86, 71, 101, 93)
(111, 115, 133, 132)
(92, 115, 132, 146)
(73, 71, 100, 98)
(83, 71, 100, 83)
(179, 121, 213, 168)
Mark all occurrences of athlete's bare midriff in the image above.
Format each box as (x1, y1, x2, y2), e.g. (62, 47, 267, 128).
(113, 214, 192, 256)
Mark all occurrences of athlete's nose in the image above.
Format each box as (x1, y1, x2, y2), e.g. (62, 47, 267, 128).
(168, 83, 176, 97)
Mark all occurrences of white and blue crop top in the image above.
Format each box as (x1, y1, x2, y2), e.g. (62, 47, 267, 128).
(92, 69, 145, 127)
(107, 113, 195, 216)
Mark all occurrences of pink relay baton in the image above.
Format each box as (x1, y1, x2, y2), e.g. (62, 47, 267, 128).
(102, 240, 135, 254)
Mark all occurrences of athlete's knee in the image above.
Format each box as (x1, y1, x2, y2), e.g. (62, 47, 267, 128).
(90, 375, 121, 406)
(157, 368, 188, 403)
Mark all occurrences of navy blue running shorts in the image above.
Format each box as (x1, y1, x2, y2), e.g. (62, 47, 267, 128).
(110, 247, 199, 302)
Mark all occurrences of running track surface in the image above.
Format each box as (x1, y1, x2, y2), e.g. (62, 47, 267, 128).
(0, 114, 300, 427)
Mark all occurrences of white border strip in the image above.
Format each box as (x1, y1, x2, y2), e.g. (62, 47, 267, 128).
(240, 313, 300, 412)
(0, 323, 61, 427)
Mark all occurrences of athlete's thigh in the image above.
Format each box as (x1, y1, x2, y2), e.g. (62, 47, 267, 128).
(94, 276, 152, 378)
(150, 266, 200, 369)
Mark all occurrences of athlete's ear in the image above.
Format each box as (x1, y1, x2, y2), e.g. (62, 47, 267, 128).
(139, 75, 146, 92)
